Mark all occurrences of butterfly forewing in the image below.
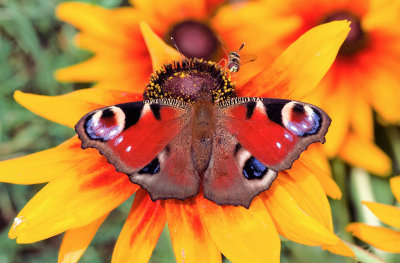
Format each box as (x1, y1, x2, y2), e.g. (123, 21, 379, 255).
(219, 97, 331, 171)
(75, 99, 190, 174)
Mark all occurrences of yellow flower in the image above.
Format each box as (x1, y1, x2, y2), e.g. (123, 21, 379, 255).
(233, 0, 398, 175)
(347, 176, 400, 253)
(53, 0, 295, 95)
(0, 20, 354, 262)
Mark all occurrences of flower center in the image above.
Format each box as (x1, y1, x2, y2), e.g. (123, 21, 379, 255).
(144, 59, 235, 103)
(167, 20, 219, 60)
(322, 11, 368, 56)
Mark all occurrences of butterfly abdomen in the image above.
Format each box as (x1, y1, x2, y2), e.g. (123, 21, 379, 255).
(191, 99, 217, 176)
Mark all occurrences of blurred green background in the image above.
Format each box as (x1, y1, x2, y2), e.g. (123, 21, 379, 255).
(0, 0, 399, 262)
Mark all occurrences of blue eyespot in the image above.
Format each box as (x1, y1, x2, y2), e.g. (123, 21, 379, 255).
(243, 157, 268, 180)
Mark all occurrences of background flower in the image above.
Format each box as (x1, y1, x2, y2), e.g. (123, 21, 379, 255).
(347, 176, 400, 253)
(228, 0, 400, 176)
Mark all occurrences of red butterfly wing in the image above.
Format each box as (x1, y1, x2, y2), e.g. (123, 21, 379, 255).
(75, 99, 200, 200)
(203, 97, 330, 208)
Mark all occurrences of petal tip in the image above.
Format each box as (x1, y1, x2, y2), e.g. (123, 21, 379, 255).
(139, 20, 182, 70)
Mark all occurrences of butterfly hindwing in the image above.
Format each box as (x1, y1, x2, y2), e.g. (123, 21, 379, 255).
(130, 126, 201, 201)
(203, 127, 278, 208)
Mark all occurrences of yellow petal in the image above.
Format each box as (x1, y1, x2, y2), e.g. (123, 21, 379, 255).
(322, 239, 355, 257)
(279, 169, 333, 231)
(319, 82, 351, 157)
(347, 223, 400, 253)
(165, 199, 221, 263)
(14, 89, 142, 128)
(55, 55, 150, 89)
(139, 21, 182, 71)
(56, 2, 135, 45)
(362, 201, 400, 229)
(391, 176, 400, 203)
(9, 155, 139, 243)
(58, 213, 108, 263)
(112, 189, 166, 263)
(238, 21, 350, 100)
(0, 137, 92, 184)
(262, 183, 338, 246)
(338, 133, 391, 176)
(196, 195, 280, 263)
(299, 145, 342, 199)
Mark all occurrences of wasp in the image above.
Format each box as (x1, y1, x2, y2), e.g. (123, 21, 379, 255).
(221, 42, 257, 74)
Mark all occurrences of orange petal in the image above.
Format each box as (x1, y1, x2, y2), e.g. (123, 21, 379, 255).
(132, 0, 207, 33)
(350, 90, 373, 140)
(238, 21, 350, 100)
(58, 213, 108, 263)
(363, 0, 400, 31)
(211, 2, 300, 86)
(196, 195, 280, 263)
(261, 183, 338, 246)
(165, 199, 221, 263)
(362, 201, 400, 229)
(9, 155, 139, 243)
(367, 65, 400, 123)
(139, 21, 182, 71)
(338, 133, 391, 176)
(0, 137, 92, 184)
(111, 189, 166, 263)
(391, 176, 400, 203)
(279, 169, 333, 231)
(322, 239, 355, 257)
(347, 223, 400, 253)
(14, 89, 142, 128)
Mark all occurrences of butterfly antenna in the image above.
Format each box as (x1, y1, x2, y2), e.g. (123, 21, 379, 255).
(170, 37, 192, 73)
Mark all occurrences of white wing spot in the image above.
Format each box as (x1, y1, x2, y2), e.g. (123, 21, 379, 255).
(126, 146, 132, 152)
(276, 142, 282, 149)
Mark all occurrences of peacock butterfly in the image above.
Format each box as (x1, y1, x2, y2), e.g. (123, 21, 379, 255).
(75, 59, 331, 208)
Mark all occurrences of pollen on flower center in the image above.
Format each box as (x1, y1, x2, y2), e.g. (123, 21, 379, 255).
(166, 20, 219, 60)
(144, 59, 236, 103)
(322, 11, 368, 56)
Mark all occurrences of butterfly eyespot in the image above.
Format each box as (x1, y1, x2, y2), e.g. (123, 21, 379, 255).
(138, 157, 161, 175)
(84, 106, 125, 141)
(282, 102, 321, 136)
(243, 156, 268, 180)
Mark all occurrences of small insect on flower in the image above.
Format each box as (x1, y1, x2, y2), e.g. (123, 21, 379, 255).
(219, 42, 257, 74)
